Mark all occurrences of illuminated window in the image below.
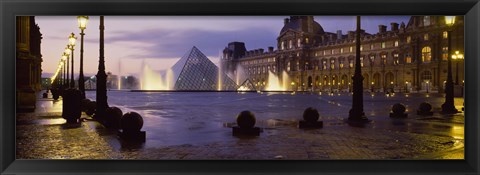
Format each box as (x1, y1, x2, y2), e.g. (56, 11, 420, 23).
(381, 54, 387, 65)
(424, 34, 429, 41)
(273, 65, 276, 72)
(422, 46, 432, 63)
(405, 54, 412, 63)
(360, 56, 364, 67)
(442, 47, 449, 61)
(443, 31, 448, 39)
(289, 40, 293, 49)
(287, 62, 290, 72)
(323, 50, 326, 55)
(349, 60, 353, 68)
(297, 38, 301, 48)
(315, 52, 318, 57)
(393, 53, 399, 65)
(381, 42, 386, 48)
(370, 44, 374, 50)
(407, 36, 411, 43)
(331, 49, 334, 54)
(349, 46, 353, 52)
(370, 55, 375, 66)
(322, 60, 327, 70)
(296, 60, 300, 70)
(423, 16, 431, 26)
(281, 41, 285, 50)
(340, 48, 344, 53)
(394, 40, 399, 47)
(360, 45, 363, 51)
(339, 60, 344, 68)
(330, 60, 335, 69)
(305, 37, 309, 44)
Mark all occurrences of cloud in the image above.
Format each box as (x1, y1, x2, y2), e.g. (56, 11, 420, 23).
(99, 27, 278, 59)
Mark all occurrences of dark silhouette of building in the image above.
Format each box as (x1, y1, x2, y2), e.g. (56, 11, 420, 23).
(16, 16, 43, 112)
(222, 16, 464, 92)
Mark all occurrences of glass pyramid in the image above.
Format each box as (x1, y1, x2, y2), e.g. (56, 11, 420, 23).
(171, 46, 238, 91)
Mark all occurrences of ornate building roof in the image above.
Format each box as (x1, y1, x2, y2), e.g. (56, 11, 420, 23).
(279, 16, 325, 35)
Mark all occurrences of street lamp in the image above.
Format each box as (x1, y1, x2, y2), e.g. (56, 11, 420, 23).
(348, 16, 368, 122)
(68, 33, 77, 88)
(63, 51, 70, 87)
(61, 55, 67, 87)
(451, 51, 463, 85)
(78, 16, 89, 99)
(96, 16, 108, 119)
(441, 16, 458, 114)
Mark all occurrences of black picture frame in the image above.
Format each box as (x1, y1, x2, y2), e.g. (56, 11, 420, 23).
(1, 0, 479, 174)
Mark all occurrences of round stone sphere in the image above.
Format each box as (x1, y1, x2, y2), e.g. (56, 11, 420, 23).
(303, 107, 319, 122)
(121, 112, 144, 132)
(106, 107, 123, 128)
(418, 102, 432, 112)
(236, 111, 256, 128)
(81, 99, 91, 112)
(392, 103, 406, 114)
(86, 101, 97, 116)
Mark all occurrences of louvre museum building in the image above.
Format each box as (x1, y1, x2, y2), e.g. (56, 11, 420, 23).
(221, 16, 464, 93)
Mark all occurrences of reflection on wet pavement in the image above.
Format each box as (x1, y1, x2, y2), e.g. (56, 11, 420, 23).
(16, 91, 464, 159)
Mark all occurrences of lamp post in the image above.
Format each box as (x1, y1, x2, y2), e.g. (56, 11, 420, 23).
(61, 56, 67, 87)
(78, 16, 88, 99)
(63, 50, 70, 88)
(441, 16, 458, 114)
(68, 33, 77, 88)
(451, 51, 463, 85)
(96, 16, 108, 118)
(349, 16, 368, 122)
(426, 81, 429, 93)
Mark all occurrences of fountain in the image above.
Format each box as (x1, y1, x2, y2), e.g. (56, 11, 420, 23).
(140, 60, 169, 90)
(264, 71, 290, 91)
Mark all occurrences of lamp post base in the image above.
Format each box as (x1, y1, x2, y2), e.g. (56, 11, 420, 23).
(441, 103, 458, 114)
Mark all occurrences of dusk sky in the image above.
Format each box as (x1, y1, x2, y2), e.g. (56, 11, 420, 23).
(37, 16, 410, 78)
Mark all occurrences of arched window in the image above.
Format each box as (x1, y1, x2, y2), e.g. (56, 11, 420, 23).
(297, 38, 302, 48)
(281, 41, 285, 50)
(289, 40, 293, 49)
(422, 46, 432, 63)
(330, 59, 335, 69)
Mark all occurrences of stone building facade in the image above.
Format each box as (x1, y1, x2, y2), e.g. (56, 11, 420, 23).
(222, 16, 464, 92)
(16, 16, 43, 112)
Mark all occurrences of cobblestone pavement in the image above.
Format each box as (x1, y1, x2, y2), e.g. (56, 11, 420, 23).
(16, 93, 464, 160)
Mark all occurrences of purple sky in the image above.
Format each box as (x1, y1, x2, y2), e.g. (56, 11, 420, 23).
(37, 16, 410, 78)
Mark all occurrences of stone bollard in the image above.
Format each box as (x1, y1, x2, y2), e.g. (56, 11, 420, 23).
(417, 102, 433, 116)
(80, 99, 91, 112)
(106, 106, 123, 129)
(85, 101, 97, 116)
(390, 103, 408, 118)
(119, 112, 146, 142)
(299, 107, 323, 128)
(62, 89, 82, 124)
(232, 110, 261, 136)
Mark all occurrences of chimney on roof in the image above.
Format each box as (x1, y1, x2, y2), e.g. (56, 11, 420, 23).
(337, 30, 343, 40)
(348, 31, 355, 40)
(268, 46, 274, 53)
(378, 25, 387, 33)
(391, 23, 399, 32)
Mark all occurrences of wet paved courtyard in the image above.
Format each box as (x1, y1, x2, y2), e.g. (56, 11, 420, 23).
(16, 91, 464, 159)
